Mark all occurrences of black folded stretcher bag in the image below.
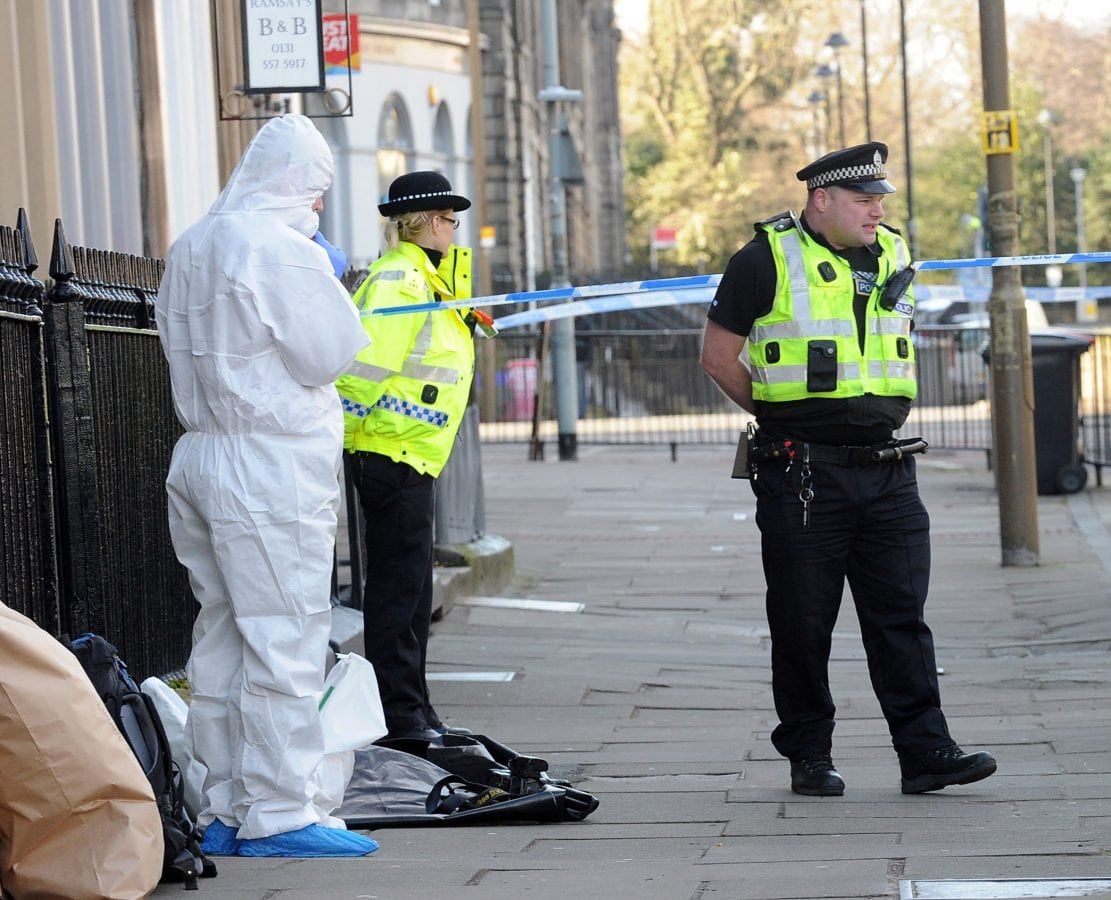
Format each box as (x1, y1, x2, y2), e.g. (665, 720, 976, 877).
(338, 733, 599, 828)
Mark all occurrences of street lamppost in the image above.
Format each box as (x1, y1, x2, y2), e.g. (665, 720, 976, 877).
(1070, 166, 1094, 321)
(824, 32, 849, 146)
(1037, 108, 1062, 289)
(859, 0, 872, 141)
(815, 64, 838, 149)
(807, 90, 827, 156)
(898, 0, 917, 257)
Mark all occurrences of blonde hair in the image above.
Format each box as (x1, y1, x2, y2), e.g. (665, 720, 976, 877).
(384, 211, 435, 249)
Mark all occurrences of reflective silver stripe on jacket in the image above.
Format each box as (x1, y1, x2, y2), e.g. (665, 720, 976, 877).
(868, 360, 916, 380)
(345, 360, 394, 381)
(779, 230, 812, 321)
(750, 361, 863, 385)
(869, 318, 911, 336)
(751, 319, 855, 341)
(401, 361, 460, 384)
(893, 237, 910, 270)
(365, 269, 406, 286)
(344, 358, 460, 384)
(409, 313, 435, 357)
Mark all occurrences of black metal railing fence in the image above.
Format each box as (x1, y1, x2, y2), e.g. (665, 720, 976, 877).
(0, 216, 59, 633)
(0, 213, 193, 677)
(479, 320, 996, 453)
(66, 245, 193, 673)
(1080, 332, 1111, 474)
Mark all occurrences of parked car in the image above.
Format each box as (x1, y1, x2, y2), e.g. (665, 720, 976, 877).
(913, 299, 1048, 406)
(948, 318, 990, 403)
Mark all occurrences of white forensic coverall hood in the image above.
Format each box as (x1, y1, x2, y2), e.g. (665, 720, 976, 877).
(156, 114, 368, 841)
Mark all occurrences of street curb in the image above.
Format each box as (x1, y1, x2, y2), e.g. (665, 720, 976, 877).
(328, 534, 514, 654)
(434, 534, 515, 618)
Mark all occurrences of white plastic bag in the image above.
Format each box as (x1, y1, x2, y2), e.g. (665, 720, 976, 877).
(310, 653, 387, 822)
(140, 676, 206, 820)
(318, 652, 388, 753)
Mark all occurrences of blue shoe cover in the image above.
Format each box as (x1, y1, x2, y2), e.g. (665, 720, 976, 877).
(237, 824, 379, 858)
(200, 819, 241, 856)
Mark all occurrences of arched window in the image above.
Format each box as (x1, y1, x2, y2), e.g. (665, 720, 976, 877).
(377, 94, 414, 201)
(432, 101, 455, 187)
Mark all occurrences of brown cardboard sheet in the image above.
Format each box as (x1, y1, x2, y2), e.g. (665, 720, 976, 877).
(0, 602, 162, 899)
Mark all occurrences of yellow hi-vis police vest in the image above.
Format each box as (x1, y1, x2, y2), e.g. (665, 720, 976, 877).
(336, 241, 474, 477)
(747, 214, 917, 403)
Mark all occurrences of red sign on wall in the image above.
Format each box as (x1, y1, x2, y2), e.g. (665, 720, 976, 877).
(323, 14, 360, 74)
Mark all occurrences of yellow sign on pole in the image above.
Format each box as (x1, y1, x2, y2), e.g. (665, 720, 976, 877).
(982, 110, 1019, 155)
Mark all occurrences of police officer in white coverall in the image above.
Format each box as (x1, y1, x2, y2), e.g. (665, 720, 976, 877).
(156, 114, 378, 858)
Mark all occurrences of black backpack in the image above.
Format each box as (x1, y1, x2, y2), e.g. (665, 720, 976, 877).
(70, 634, 216, 890)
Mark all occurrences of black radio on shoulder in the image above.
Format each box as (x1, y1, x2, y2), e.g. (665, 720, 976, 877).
(879, 265, 916, 311)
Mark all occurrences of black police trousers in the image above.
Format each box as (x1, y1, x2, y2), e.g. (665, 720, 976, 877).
(349, 451, 439, 735)
(751, 452, 953, 761)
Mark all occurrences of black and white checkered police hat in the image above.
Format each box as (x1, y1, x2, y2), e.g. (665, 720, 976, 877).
(796, 142, 895, 194)
(378, 170, 472, 217)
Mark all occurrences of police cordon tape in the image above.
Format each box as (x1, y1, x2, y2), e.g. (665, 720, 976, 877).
(361, 250, 1111, 330)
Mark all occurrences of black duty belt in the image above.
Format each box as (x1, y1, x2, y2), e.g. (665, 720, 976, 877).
(753, 437, 929, 467)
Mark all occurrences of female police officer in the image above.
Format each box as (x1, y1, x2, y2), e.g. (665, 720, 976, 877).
(336, 171, 476, 742)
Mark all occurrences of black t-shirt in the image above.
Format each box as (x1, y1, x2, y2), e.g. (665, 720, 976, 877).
(707, 216, 911, 445)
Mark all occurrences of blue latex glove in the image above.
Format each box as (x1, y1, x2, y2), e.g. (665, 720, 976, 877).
(313, 231, 348, 279)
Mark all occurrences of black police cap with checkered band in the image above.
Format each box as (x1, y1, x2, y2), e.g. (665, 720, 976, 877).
(796, 142, 896, 195)
(378, 170, 472, 217)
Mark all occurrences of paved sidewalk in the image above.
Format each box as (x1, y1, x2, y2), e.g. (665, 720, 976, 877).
(158, 445, 1111, 899)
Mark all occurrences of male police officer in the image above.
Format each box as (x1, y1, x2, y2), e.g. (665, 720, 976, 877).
(700, 143, 996, 796)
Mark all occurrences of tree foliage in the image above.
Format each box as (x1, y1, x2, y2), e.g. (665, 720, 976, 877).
(621, 0, 819, 268)
(620, 0, 1111, 287)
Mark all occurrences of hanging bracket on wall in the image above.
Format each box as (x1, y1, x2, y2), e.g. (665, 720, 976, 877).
(211, 0, 354, 121)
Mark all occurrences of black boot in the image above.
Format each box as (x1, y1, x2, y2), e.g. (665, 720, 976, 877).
(790, 753, 845, 796)
(899, 745, 997, 794)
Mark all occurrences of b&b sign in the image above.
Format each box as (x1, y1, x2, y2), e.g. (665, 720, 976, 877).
(242, 0, 325, 94)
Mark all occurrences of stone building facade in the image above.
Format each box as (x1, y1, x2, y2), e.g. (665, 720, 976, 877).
(340, 0, 626, 293)
(0, 0, 625, 296)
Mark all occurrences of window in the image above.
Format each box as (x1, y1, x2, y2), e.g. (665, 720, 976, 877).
(432, 101, 455, 187)
(377, 94, 414, 202)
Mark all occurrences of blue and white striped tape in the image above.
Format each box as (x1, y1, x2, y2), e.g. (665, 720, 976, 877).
(361, 273, 721, 319)
(917, 251, 1111, 271)
(361, 250, 1111, 330)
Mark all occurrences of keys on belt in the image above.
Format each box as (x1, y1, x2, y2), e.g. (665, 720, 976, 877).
(745, 433, 929, 529)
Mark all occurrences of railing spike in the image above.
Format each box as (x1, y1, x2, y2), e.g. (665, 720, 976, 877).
(49, 219, 74, 281)
(17, 208, 38, 275)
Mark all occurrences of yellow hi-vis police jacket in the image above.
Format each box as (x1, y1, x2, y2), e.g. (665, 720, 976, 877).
(336, 241, 474, 477)
(747, 214, 917, 403)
